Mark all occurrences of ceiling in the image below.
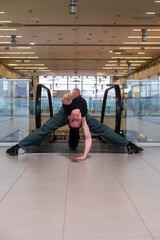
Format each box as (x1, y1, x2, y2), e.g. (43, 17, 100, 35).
(0, 0, 160, 78)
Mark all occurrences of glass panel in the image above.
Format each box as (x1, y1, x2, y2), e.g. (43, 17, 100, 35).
(0, 79, 30, 142)
(103, 88, 116, 130)
(126, 80, 160, 142)
(39, 87, 52, 125)
(54, 76, 67, 91)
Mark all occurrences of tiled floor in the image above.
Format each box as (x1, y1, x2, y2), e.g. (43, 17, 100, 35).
(0, 146, 160, 240)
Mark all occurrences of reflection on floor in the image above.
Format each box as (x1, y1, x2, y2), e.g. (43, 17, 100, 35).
(0, 129, 29, 142)
(0, 146, 160, 239)
(0, 116, 29, 142)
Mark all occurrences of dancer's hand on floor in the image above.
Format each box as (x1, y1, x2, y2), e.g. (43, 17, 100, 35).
(71, 155, 86, 161)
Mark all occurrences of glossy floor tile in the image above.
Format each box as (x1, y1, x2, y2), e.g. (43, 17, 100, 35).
(0, 146, 160, 239)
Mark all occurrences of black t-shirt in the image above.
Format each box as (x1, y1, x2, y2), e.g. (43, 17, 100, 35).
(63, 95, 88, 117)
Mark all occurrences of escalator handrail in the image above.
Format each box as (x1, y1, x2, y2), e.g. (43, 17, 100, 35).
(100, 84, 122, 134)
(35, 84, 53, 129)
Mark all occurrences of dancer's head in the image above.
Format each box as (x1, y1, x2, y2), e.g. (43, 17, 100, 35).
(68, 109, 82, 150)
(68, 109, 83, 128)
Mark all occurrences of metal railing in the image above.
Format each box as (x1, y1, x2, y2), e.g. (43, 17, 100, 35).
(35, 84, 53, 129)
(100, 84, 122, 134)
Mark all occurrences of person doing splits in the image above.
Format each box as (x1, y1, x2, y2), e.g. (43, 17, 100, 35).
(6, 88, 143, 160)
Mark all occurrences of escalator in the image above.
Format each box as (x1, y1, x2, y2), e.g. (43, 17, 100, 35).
(30, 84, 126, 153)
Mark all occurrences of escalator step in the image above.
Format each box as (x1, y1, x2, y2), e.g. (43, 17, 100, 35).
(30, 139, 126, 154)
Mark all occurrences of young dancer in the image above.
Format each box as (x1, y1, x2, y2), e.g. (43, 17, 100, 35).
(6, 88, 143, 159)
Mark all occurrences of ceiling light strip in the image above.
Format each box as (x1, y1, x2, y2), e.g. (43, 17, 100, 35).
(128, 36, 160, 39)
(133, 29, 160, 31)
(0, 29, 17, 31)
(123, 42, 160, 44)
(108, 60, 146, 63)
(112, 56, 152, 59)
(0, 52, 35, 54)
(0, 36, 22, 38)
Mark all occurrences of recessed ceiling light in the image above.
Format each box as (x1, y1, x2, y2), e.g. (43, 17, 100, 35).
(148, 36, 160, 38)
(141, 42, 160, 44)
(14, 67, 48, 70)
(27, 56, 39, 58)
(133, 60, 146, 62)
(105, 63, 141, 67)
(123, 41, 160, 44)
(123, 42, 138, 44)
(105, 64, 117, 66)
(119, 47, 141, 49)
(0, 28, 17, 31)
(17, 47, 31, 49)
(145, 12, 156, 15)
(108, 60, 146, 63)
(8, 64, 17, 66)
(112, 56, 123, 59)
(0, 12, 5, 14)
(154, 0, 160, 2)
(0, 35, 22, 38)
(128, 36, 141, 39)
(30, 41, 35, 45)
(112, 56, 152, 59)
(0, 20, 12, 23)
(18, 64, 33, 66)
(151, 47, 160, 49)
(140, 57, 152, 59)
(102, 67, 136, 70)
(109, 50, 113, 53)
(34, 64, 45, 66)
(0, 51, 35, 55)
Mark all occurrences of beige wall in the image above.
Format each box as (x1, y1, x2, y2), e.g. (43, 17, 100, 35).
(0, 62, 24, 79)
(125, 62, 160, 81)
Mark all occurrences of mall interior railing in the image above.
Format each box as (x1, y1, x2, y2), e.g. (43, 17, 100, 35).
(35, 84, 53, 129)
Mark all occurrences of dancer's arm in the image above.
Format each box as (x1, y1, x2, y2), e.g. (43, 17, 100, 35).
(71, 118, 92, 161)
(62, 88, 80, 105)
